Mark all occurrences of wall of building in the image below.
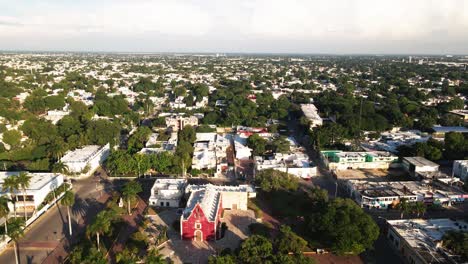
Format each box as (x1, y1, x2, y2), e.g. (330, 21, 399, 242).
(221, 192, 248, 210)
(181, 203, 219, 241)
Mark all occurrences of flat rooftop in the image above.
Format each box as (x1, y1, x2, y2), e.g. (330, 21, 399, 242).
(0, 171, 62, 192)
(403, 157, 439, 167)
(432, 126, 468, 133)
(61, 145, 104, 163)
(388, 218, 468, 263)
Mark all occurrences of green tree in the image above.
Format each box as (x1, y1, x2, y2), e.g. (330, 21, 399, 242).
(255, 169, 298, 192)
(87, 210, 112, 251)
(442, 231, 468, 261)
(16, 172, 32, 221)
(61, 190, 75, 236)
(397, 198, 411, 219)
(2, 175, 20, 217)
(275, 225, 307, 254)
(8, 218, 25, 264)
(0, 196, 10, 236)
(308, 198, 379, 255)
(272, 136, 290, 153)
(2, 130, 22, 149)
(122, 181, 142, 215)
(247, 134, 267, 156)
(238, 235, 273, 264)
(52, 161, 69, 174)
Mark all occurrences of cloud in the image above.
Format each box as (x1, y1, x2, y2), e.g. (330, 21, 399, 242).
(0, 0, 467, 53)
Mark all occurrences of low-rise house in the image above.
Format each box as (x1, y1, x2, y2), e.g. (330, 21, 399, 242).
(387, 218, 468, 264)
(432, 126, 468, 139)
(368, 129, 430, 153)
(44, 110, 70, 125)
(321, 150, 398, 171)
(148, 178, 187, 207)
(255, 153, 317, 179)
(180, 184, 256, 241)
(453, 160, 468, 181)
(402, 157, 439, 177)
(0, 172, 64, 215)
(233, 135, 252, 160)
(165, 115, 198, 131)
(191, 133, 230, 177)
(301, 104, 323, 129)
(449, 109, 468, 124)
(61, 144, 110, 177)
(346, 179, 467, 209)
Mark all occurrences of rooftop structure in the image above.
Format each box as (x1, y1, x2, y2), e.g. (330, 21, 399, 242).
(148, 178, 187, 207)
(346, 179, 467, 209)
(191, 133, 231, 176)
(255, 152, 317, 179)
(432, 126, 468, 138)
(449, 109, 468, 123)
(300, 104, 323, 129)
(321, 150, 398, 171)
(0, 171, 64, 214)
(453, 160, 468, 181)
(165, 115, 198, 131)
(61, 144, 110, 177)
(368, 130, 430, 153)
(402, 157, 440, 177)
(387, 218, 468, 264)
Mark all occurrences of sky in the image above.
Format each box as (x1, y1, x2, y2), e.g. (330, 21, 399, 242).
(0, 0, 467, 54)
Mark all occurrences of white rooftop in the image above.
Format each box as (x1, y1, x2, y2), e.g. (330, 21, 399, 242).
(61, 145, 104, 163)
(0, 171, 62, 193)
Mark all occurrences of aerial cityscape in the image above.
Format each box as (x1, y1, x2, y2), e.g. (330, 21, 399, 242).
(0, 1, 467, 264)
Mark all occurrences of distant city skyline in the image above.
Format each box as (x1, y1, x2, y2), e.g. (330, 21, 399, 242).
(1, 0, 467, 54)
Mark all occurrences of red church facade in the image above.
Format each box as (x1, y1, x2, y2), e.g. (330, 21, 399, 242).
(181, 196, 223, 241)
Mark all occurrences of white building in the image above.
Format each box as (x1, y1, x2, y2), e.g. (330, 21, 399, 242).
(402, 157, 439, 177)
(387, 219, 468, 264)
(149, 178, 187, 207)
(233, 135, 252, 160)
(44, 110, 70, 125)
(191, 133, 231, 177)
(0, 172, 64, 215)
(369, 130, 430, 153)
(300, 104, 323, 129)
(165, 115, 198, 131)
(255, 153, 317, 179)
(453, 160, 468, 181)
(61, 144, 110, 177)
(346, 179, 467, 209)
(321, 150, 398, 171)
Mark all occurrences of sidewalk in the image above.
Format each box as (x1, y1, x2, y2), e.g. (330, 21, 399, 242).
(107, 197, 147, 263)
(42, 192, 112, 264)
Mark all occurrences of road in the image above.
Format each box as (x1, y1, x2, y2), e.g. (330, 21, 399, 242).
(0, 169, 112, 264)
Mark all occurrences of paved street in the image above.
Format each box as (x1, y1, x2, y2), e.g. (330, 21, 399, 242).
(0, 170, 112, 264)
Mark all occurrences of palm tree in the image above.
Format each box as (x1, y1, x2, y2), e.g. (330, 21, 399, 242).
(412, 201, 426, 217)
(52, 161, 69, 175)
(397, 198, 410, 219)
(61, 190, 75, 236)
(8, 218, 25, 264)
(87, 211, 112, 251)
(0, 196, 10, 236)
(2, 175, 20, 217)
(121, 181, 142, 215)
(17, 172, 32, 221)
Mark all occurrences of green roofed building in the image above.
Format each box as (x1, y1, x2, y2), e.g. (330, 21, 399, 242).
(321, 150, 398, 171)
